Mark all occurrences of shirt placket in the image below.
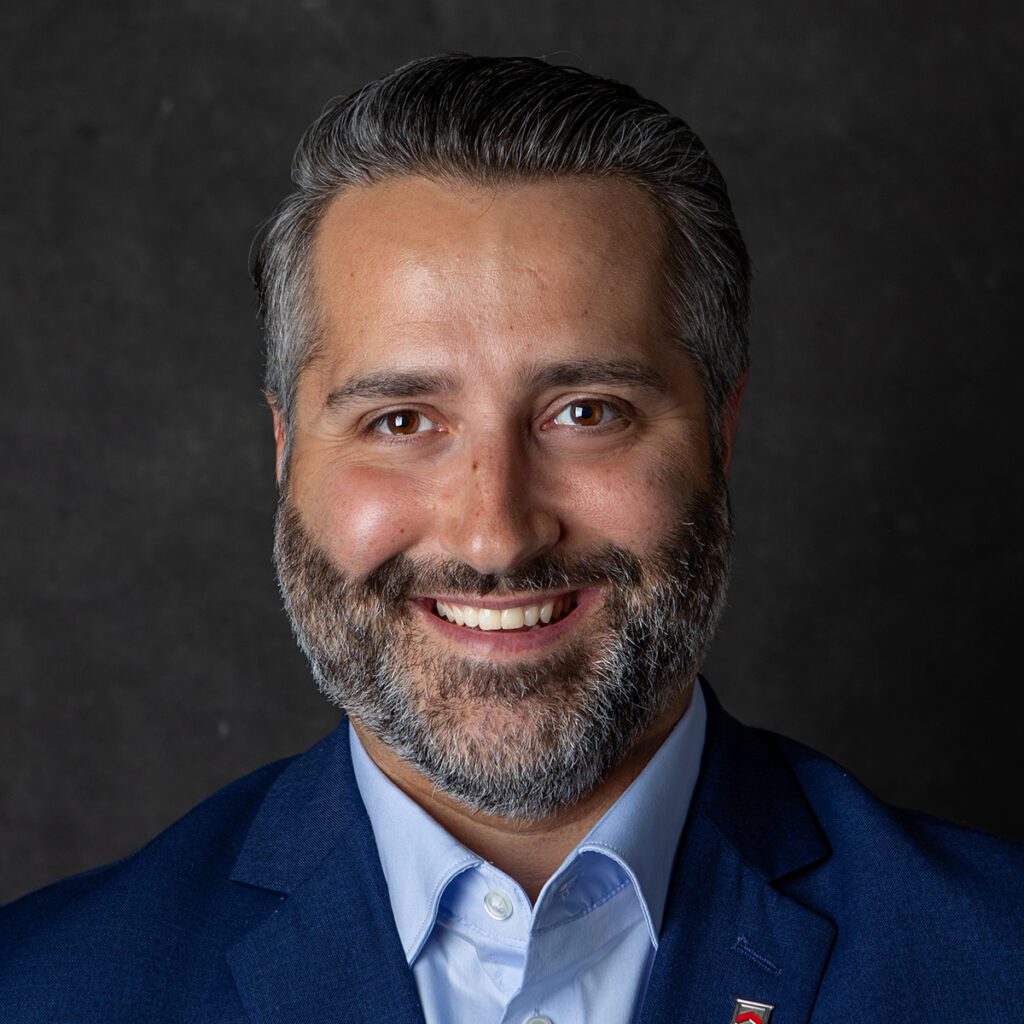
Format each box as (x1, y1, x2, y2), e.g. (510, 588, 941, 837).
(499, 868, 649, 1024)
(438, 866, 532, 1003)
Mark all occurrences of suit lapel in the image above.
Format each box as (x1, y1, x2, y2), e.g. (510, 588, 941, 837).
(226, 725, 425, 1024)
(640, 686, 837, 1024)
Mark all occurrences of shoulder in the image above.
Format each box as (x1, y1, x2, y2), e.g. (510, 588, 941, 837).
(0, 754, 294, 1021)
(769, 727, 1023, 870)
(1, 754, 291, 923)
(763, 729, 1024, 962)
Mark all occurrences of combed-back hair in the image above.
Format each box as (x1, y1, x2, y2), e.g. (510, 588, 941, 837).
(253, 54, 750, 458)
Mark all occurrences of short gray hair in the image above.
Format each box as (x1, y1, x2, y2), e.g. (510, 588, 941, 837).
(253, 54, 751, 457)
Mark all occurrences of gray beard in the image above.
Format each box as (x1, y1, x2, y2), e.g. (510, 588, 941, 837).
(272, 481, 732, 820)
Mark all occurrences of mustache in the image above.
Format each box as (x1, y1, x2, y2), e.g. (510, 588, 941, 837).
(361, 544, 645, 604)
(351, 493, 729, 605)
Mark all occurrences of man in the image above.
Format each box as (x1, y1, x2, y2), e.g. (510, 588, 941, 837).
(1, 54, 1020, 1023)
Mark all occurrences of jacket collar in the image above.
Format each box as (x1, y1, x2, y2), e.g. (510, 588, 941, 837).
(227, 725, 426, 1024)
(696, 683, 831, 883)
(229, 728, 357, 894)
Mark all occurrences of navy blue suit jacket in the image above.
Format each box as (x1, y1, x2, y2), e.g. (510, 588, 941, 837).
(2, 686, 1022, 1022)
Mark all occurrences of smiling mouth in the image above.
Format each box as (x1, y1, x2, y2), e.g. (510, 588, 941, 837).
(431, 593, 578, 631)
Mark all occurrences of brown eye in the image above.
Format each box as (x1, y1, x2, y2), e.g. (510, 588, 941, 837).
(571, 402, 601, 426)
(388, 410, 419, 434)
(552, 400, 620, 428)
(374, 409, 436, 436)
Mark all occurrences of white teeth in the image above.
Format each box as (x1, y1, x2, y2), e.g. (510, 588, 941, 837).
(501, 607, 525, 629)
(434, 597, 574, 631)
(479, 608, 502, 631)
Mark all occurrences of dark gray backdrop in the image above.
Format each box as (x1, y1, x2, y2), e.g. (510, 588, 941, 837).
(2, 0, 1021, 905)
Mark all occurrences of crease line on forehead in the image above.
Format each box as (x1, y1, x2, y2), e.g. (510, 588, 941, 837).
(519, 358, 669, 394)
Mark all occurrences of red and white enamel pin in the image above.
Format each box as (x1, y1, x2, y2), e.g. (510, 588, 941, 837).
(731, 997, 774, 1024)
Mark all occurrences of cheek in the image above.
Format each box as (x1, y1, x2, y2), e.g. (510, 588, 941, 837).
(558, 453, 699, 551)
(300, 464, 434, 576)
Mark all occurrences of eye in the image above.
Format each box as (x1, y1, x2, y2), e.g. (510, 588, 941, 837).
(551, 400, 622, 428)
(372, 409, 438, 436)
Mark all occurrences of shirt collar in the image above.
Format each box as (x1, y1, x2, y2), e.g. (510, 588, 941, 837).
(349, 729, 480, 963)
(563, 679, 706, 945)
(350, 678, 707, 962)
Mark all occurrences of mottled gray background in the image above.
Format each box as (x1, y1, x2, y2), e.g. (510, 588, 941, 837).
(2, 0, 1021, 905)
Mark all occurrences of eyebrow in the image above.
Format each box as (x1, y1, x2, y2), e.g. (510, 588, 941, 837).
(323, 358, 668, 411)
(325, 370, 460, 411)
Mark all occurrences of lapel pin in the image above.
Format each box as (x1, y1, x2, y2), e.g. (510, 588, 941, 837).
(731, 998, 774, 1024)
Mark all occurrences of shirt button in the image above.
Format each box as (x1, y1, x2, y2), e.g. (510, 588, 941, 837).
(525, 1017, 553, 1024)
(483, 889, 514, 920)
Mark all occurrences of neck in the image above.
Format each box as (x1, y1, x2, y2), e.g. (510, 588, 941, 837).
(353, 682, 694, 903)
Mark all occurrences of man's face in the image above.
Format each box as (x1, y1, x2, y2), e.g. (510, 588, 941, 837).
(273, 176, 735, 819)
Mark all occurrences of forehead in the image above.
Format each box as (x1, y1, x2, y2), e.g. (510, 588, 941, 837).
(307, 175, 672, 385)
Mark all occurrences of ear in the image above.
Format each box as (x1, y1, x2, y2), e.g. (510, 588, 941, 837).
(719, 368, 749, 477)
(268, 396, 287, 486)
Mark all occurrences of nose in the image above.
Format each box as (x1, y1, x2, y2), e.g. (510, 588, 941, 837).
(439, 433, 561, 575)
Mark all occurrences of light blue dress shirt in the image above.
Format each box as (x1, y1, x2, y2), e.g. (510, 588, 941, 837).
(349, 680, 707, 1024)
